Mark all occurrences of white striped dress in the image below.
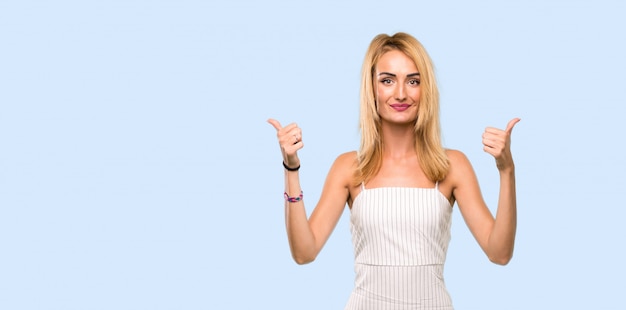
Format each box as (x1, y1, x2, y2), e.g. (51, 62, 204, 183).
(345, 184, 454, 310)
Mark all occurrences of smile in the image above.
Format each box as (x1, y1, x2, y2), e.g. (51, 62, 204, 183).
(390, 104, 410, 111)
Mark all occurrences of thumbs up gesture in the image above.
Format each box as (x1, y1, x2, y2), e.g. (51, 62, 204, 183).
(268, 118, 303, 169)
(482, 118, 521, 171)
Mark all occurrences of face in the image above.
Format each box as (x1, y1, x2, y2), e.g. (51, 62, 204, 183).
(374, 49, 421, 126)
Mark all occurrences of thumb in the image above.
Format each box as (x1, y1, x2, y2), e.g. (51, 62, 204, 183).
(267, 118, 282, 131)
(505, 118, 521, 134)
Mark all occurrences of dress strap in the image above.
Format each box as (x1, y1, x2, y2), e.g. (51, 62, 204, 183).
(435, 181, 439, 190)
(361, 182, 366, 191)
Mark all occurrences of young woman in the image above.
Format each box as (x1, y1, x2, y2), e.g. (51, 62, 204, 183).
(268, 32, 519, 310)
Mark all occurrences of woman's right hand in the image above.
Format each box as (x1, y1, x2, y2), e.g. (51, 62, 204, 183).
(267, 119, 303, 169)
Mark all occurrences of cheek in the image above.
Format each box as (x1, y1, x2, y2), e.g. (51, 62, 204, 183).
(410, 88, 421, 101)
(376, 87, 392, 101)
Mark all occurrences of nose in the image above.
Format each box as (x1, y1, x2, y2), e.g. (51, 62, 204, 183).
(394, 83, 406, 101)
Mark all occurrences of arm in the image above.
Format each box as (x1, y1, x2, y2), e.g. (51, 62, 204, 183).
(451, 118, 520, 265)
(268, 119, 350, 264)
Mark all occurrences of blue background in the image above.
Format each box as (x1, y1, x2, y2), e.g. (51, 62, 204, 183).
(1, 0, 624, 309)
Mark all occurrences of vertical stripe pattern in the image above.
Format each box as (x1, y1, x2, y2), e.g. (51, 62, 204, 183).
(345, 187, 453, 310)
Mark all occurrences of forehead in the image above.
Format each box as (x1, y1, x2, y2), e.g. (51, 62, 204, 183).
(375, 50, 418, 73)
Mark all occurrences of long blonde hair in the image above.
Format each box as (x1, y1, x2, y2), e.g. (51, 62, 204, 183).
(355, 32, 449, 185)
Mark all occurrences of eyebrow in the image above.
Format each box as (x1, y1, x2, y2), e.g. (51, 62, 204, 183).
(378, 72, 420, 77)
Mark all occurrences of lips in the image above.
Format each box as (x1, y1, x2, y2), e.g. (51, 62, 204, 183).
(390, 104, 410, 111)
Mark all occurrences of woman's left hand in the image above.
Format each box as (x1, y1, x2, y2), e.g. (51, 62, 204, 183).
(482, 118, 521, 171)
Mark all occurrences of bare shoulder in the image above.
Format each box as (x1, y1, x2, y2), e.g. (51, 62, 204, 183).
(445, 149, 471, 166)
(444, 149, 475, 183)
(331, 151, 358, 174)
(324, 151, 357, 186)
(335, 151, 358, 165)
(444, 148, 478, 192)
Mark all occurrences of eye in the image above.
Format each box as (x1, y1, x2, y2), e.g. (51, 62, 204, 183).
(408, 79, 420, 86)
(380, 78, 393, 85)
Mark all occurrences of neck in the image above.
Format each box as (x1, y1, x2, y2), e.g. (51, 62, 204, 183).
(380, 122, 416, 159)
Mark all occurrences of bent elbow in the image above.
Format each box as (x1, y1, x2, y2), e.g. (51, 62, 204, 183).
(293, 255, 315, 265)
(490, 256, 511, 266)
(489, 252, 513, 266)
(291, 249, 317, 265)
(289, 243, 319, 265)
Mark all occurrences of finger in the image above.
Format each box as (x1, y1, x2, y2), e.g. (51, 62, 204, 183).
(267, 118, 282, 131)
(282, 122, 299, 133)
(483, 130, 505, 144)
(505, 118, 521, 134)
(483, 145, 496, 155)
(288, 140, 304, 151)
(286, 126, 301, 138)
(483, 128, 504, 137)
(483, 138, 503, 151)
(276, 126, 302, 146)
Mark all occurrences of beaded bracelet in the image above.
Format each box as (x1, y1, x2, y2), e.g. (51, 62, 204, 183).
(284, 191, 303, 203)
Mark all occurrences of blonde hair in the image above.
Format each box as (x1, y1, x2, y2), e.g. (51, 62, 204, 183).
(355, 32, 449, 185)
